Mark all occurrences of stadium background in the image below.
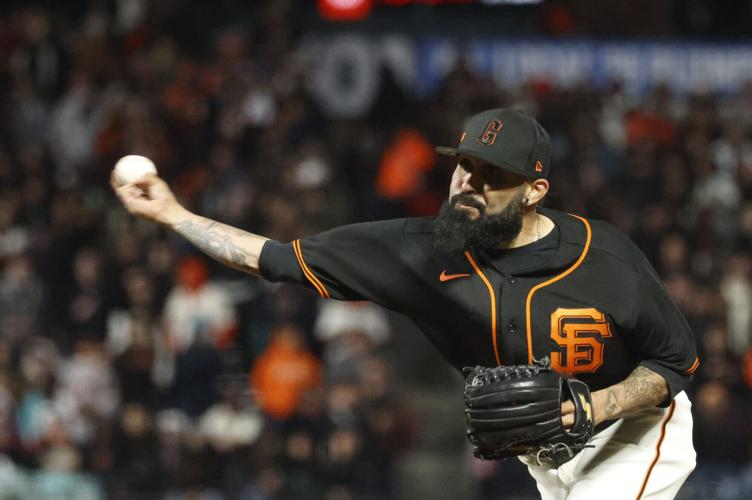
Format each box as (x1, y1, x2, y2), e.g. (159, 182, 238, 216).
(0, 0, 751, 498)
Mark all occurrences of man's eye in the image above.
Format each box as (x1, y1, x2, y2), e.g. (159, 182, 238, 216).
(486, 170, 503, 183)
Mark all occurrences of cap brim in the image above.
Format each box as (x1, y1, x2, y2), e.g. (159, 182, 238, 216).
(435, 146, 459, 156)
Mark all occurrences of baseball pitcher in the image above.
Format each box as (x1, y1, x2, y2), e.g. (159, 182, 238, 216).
(112, 109, 698, 499)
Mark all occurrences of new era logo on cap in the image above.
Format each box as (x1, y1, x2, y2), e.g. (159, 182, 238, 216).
(435, 109, 552, 179)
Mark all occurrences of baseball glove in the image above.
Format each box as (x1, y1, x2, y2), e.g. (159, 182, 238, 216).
(463, 357, 594, 466)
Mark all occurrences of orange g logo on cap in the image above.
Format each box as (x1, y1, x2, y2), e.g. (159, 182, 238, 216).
(477, 120, 503, 146)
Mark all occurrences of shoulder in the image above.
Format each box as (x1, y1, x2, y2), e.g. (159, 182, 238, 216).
(586, 218, 646, 266)
(313, 217, 433, 241)
(335, 217, 432, 233)
(544, 208, 647, 272)
(405, 216, 435, 234)
(580, 218, 652, 281)
(316, 218, 412, 237)
(301, 218, 435, 260)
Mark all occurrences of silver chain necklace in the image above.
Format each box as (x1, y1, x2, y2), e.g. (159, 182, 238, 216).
(535, 215, 541, 243)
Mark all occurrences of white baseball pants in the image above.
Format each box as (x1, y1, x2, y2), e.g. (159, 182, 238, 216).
(522, 392, 695, 500)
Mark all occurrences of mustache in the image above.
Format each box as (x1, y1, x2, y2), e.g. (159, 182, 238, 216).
(450, 194, 485, 213)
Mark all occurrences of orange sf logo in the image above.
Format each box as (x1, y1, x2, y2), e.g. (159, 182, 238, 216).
(550, 308, 613, 375)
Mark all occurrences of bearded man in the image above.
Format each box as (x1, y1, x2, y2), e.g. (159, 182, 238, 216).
(113, 109, 697, 499)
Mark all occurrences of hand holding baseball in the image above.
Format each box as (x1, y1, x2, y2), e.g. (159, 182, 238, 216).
(111, 157, 185, 225)
(113, 155, 157, 185)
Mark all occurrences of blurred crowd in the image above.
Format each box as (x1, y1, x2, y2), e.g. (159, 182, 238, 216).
(0, 1, 751, 499)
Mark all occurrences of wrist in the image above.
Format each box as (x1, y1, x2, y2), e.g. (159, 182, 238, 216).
(160, 203, 190, 227)
(591, 390, 611, 426)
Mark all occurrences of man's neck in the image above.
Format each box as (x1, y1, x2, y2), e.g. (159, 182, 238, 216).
(496, 211, 553, 249)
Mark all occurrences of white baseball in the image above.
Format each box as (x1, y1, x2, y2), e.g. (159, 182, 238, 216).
(113, 155, 157, 185)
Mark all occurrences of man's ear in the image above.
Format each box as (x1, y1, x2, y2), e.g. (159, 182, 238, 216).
(525, 179, 549, 205)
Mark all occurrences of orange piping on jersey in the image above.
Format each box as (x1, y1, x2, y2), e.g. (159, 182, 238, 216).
(635, 400, 676, 500)
(293, 239, 330, 299)
(684, 357, 700, 375)
(525, 214, 592, 364)
(464, 251, 500, 366)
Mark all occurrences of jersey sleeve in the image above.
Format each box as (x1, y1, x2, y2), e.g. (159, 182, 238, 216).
(626, 254, 699, 406)
(258, 219, 415, 310)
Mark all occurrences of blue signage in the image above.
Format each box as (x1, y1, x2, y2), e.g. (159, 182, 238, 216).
(417, 39, 752, 95)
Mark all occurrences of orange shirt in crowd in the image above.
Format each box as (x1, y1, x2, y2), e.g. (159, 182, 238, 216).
(250, 326, 322, 420)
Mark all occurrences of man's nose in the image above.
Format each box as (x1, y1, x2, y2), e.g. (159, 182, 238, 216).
(460, 170, 477, 193)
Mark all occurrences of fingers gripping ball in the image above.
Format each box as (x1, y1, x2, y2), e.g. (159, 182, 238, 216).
(463, 357, 594, 466)
(113, 155, 157, 185)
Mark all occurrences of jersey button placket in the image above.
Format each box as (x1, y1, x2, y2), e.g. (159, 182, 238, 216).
(505, 276, 518, 334)
(498, 277, 517, 334)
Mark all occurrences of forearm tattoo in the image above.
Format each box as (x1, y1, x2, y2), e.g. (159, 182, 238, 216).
(604, 389, 621, 418)
(623, 366, 667, 406)
(174, 219, 251, 270)
(601, 366, 668, 421)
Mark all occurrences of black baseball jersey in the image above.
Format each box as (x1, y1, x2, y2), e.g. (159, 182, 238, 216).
(259, 207, 699, 403)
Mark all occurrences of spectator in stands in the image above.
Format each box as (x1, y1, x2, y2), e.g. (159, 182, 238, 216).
(0, 253, 46, 349)
(64, 248, 109, 343)
(314, 300, 391, 379)
(109, 403, 164, 498)
(51, 339, 119, 446)
(106, 266, 170, 404)
(163, 255, 238, 352)
(251, 323, 322, 420)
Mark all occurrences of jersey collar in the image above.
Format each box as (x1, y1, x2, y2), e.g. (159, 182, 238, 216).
(471, 207, 589, 277)
(534, 207, 590, 273)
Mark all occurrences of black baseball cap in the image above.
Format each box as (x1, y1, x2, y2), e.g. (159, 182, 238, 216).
(435, 109, 551, 179)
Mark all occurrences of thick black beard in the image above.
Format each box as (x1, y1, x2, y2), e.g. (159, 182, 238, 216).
(433, 191, 525, 253)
